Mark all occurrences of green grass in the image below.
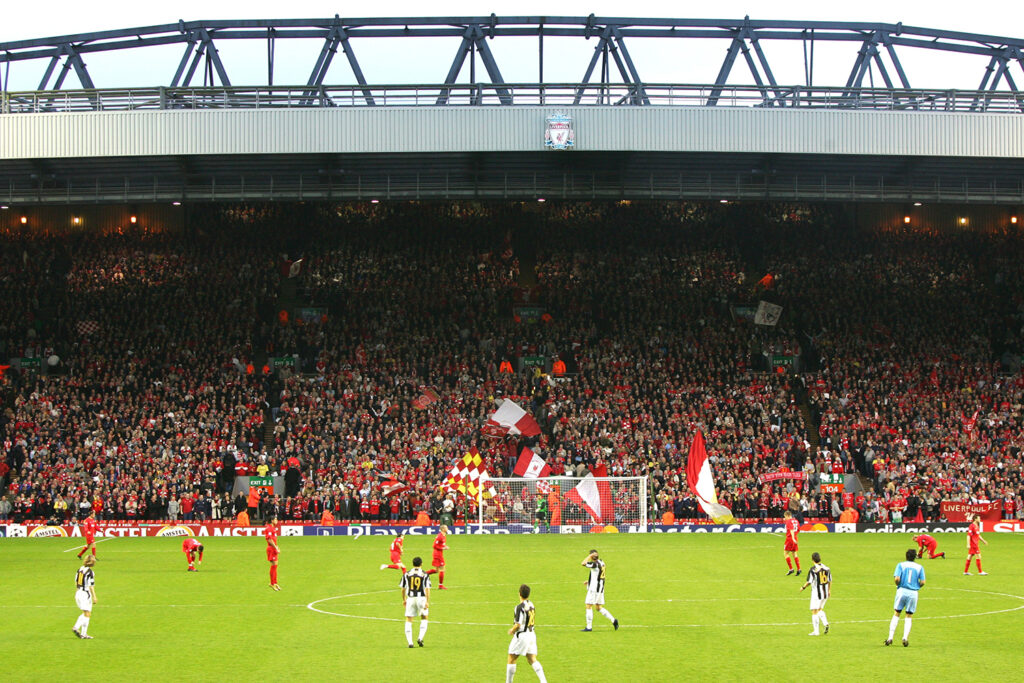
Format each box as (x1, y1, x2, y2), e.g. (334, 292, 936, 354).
(2, 532, 1023, 682)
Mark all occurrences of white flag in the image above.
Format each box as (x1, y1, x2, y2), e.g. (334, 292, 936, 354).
(754, 301, 783, 326)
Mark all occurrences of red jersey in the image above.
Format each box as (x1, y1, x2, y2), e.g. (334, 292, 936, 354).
(83, 518, 98, 539)
(182, 538, 202, 553)
(266, 524, 279, 548)
(784, 518, 799, 545)
(915, 534, 936, 549)
(967, 522, 980, 544)
(432, 533, 447, 554)
(390, 537, 403, 554)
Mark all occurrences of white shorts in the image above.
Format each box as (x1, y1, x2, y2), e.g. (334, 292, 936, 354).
(585, 590, 605, 606)
(809, 595, 828, 611)
(75, 591, 93, 612)
(508, 631, 538, 656)
(404, 596, 428, 618)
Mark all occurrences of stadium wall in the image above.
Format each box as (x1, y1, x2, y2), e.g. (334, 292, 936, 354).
(3, 107, 1024, 159)
(4, 521, 1022, 537)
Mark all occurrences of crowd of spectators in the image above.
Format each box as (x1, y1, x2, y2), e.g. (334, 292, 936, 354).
(2, 201, 1023, 526)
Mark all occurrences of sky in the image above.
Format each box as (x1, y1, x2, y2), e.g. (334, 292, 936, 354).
(2, 1, 1022, 92)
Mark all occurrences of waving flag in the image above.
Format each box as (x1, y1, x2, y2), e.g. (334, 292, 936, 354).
(685, 431, 736, 523)
(753, 301, 783, 326)
(375, 471, 408, 498)
(482, 399, 541, 438)
(411, 387, 440, 410)
(513, 447, 551, 478)
(565, 474, 602, 523)
(444, 448, 497, 501)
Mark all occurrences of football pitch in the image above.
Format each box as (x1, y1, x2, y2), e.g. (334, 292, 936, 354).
(2, 532, 1023, 682)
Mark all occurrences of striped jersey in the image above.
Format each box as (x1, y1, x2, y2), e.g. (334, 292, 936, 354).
(807, 563, 831, 601)
(513, 599, 536, 633)
(75, 566, 95, 593)
(584, 559, 606, 594)
(401, 568, 430, 597)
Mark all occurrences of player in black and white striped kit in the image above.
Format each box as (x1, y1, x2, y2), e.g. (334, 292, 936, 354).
(400, 556, 431, 648)
(506, 584, 547, 683)
(73, 555, 97, 639)
(800, 552, 831, 636)
(581, 549, 618, 631)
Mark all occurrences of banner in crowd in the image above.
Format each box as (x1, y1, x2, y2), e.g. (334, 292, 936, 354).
(757, 471, 807, 484)
(754, 300, 783, 326)
(939, 501, 1002, 522)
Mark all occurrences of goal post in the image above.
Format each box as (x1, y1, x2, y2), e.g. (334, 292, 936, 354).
(478, 476, 648, 533)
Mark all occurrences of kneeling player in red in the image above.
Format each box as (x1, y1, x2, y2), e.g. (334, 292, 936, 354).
(266, 515, 281, 590)
(183, 538, 205, 571)
(913, 534, 945, 560)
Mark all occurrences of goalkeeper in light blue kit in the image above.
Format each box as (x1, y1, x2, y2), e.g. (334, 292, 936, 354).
(886, 548, 925, 647)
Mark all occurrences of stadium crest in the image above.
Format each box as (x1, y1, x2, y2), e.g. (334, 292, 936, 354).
(545, 112, 574, 150)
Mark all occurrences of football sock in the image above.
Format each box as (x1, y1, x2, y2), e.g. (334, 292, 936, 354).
(91, 547, 96, 556)
(77, 548, 85, 558)
(903, 617, 912, 640)
(888, 615, 899, 640)
(74, 615, 85, 632)
(388, 564, 401, 570)
(599, 607, 615, 623)
(506, 664, 516, 683)
(586, 610, 594, 629)
(80, 616, 90, 636)
(188, 561, 194, 569)
(270, 566, 278, 584)
(418, 619, 429, 640)
(811, 613, 819, 633)
(531, 661, 547, 682)
(964, 560, 971, 573)
(794, 557, 801, 570)
(819, 611, 829, 628)
(786, 557, 793, 569)
(976, 559, 983, 572)
(405, 622, 413, 646)
(439, 571, 445, 585)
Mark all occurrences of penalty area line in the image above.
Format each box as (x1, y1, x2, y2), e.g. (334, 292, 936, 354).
(62, 537, 115, 552)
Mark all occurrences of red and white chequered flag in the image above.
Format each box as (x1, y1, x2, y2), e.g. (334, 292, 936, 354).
(76, 320, 100, 336)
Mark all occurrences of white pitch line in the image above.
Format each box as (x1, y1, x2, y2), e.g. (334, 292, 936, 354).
(62, 538, 115, 552)
(307, 584, 1024, 629)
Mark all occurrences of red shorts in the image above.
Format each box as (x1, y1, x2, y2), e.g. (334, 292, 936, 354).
(784, 541, 798, 552)
(432, 552, 445, 568)
(84, 535, 95, 545)
(969, 543, 980, 555)
(390, 551, 402, 563)
(266, 547, 279, 562)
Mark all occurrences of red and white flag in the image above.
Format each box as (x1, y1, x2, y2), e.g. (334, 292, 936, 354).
(513, 447, 551, 478)
(565, 463, 614, 524)
(482, 400, 541, 438)
(685, 431, 736, 523)
(565, 474, 602, 523)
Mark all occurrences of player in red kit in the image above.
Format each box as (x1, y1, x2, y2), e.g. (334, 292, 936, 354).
(76, 511, 99, 559)
(380, 533, 406, 572)
(425, 525, 449, 589)
(266, 514, 281, 590)
(964, 514, 989, 575)
(182, 538, 204, 571)
(783, 510, 801, 576)
(914, 534, 945, 560)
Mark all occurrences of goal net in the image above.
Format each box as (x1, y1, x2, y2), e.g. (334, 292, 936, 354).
(477, 477, 648, 533)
